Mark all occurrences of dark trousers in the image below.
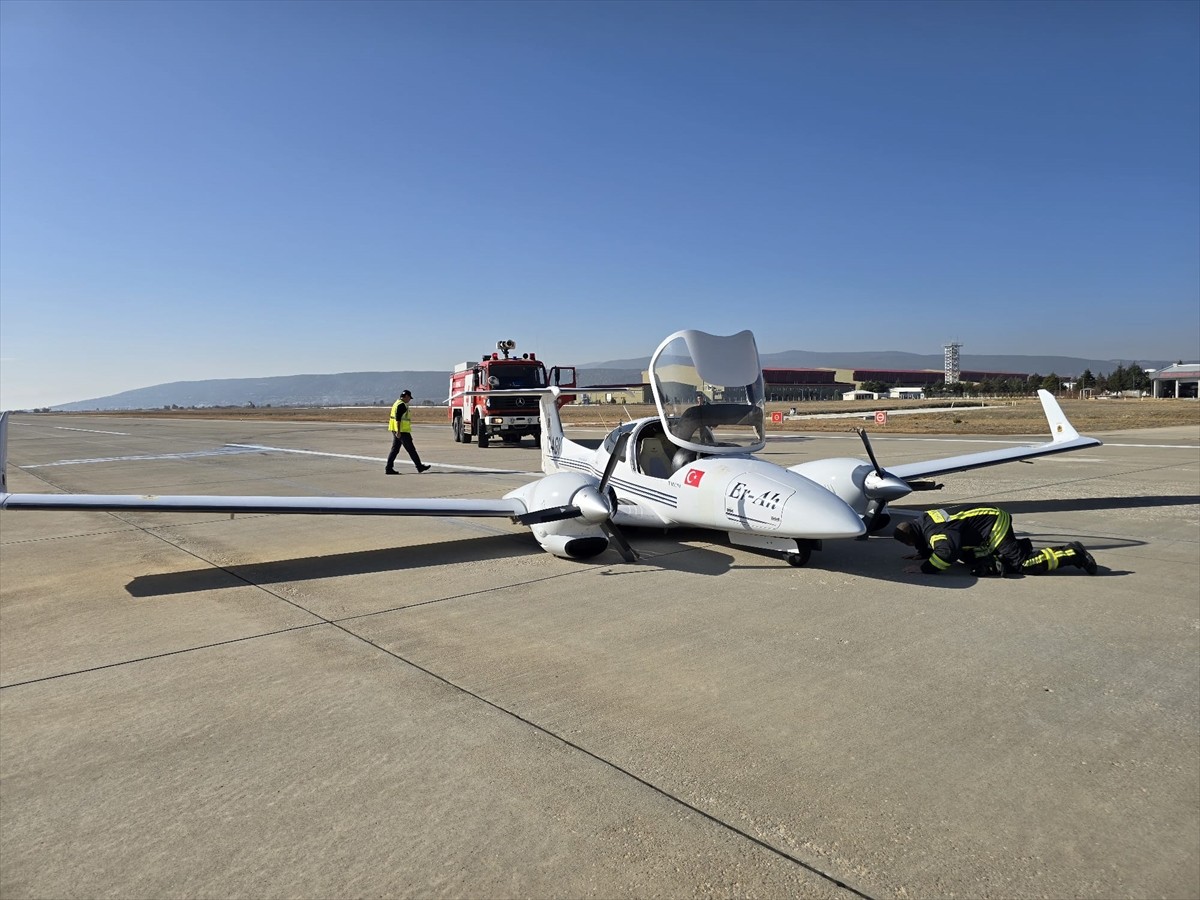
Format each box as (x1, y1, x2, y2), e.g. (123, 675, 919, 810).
(991, 525, 1078, 574)
(387, 432, 423, 470)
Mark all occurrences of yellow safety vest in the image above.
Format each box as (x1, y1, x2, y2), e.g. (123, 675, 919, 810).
(388, 399, 412, 434)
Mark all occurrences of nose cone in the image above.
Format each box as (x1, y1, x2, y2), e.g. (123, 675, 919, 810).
(572, 485, 614, 524)
(864, 471, 912, 502)
(780, 476, 867, 539)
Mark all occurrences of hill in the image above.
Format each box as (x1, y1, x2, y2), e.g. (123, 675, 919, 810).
(585, 350, 1174, 377)
(49, 352, 1174, 411)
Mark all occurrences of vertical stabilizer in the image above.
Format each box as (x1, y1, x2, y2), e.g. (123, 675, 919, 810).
(0, 411, 9, 495)
(538, 387, 566, 475)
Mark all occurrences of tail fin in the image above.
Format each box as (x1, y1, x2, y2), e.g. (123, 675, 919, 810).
(538, 387, 566, 474)
(1, 411, 9, 495)
(1036, 389, 1081, 443)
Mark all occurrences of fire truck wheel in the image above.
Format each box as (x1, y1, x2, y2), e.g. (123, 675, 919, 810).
(452, 416, 466, 443)
(477, 418, 489, 448)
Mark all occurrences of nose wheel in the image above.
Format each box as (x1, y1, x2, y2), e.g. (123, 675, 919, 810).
(785, 539, 817, 567)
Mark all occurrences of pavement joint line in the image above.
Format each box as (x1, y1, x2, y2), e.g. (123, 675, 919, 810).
(327, 548, 694, 627)
(330, 619, 881, 900)
(3, 522, 877, 896)
(0, 622, 328, 690)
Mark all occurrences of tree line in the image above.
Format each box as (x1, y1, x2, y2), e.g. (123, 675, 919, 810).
(861, 362, 1156, 398)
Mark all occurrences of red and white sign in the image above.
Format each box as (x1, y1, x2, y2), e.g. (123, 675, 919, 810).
(684, 468, 704, 487)
(771, 411, 784, 424)
(874, 410, 888, 425)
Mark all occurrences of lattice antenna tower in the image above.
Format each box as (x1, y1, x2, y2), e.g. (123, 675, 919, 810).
(944, 342, 962, 385)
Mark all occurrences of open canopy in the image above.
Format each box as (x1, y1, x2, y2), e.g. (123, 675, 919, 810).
(648, 329, 766, 455)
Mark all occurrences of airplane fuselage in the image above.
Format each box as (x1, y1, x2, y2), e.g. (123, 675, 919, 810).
(546, 418, 866, 543)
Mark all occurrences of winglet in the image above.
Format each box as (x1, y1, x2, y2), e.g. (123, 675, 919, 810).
(1, 411, 9, 495)
(1037, 389, 1080, 443)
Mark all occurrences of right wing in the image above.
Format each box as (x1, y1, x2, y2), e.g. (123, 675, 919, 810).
(886, 390, 1102, 482)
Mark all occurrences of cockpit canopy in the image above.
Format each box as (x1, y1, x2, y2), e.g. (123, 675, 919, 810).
(648, 329, 766, 455)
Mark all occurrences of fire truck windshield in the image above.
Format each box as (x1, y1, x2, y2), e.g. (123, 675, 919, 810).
(492, 365, 546, 389)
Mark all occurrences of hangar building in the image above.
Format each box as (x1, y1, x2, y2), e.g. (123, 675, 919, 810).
(1151, 363, 1200, 399)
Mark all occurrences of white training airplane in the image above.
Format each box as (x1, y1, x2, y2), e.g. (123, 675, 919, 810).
(0, 329, 1101, 567)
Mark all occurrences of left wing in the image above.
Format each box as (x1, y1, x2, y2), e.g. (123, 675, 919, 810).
(0, 492, 525, 517)
(0, 411, 525, 518)
(886, 390, 1102, 482)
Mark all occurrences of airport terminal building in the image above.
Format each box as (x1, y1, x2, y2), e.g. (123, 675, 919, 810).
(761, 367, 1028, 401)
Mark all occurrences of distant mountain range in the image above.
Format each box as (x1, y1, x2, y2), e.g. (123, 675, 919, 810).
(47, 351, 1176, 411)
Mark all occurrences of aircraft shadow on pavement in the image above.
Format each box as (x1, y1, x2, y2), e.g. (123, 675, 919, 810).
(124, 519, 1148, 597)
(982, 495, 1198, 515)
(126, 532, 541, 597)
(125, 528, 759, 596)
(816, 532, 1140, 585)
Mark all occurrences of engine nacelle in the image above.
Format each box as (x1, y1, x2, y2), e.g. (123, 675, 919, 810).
(529, 526, 610, 560)
(788, 457, 913, 523)
(788, 458, 875, 517)
(505, 472, 612, 560)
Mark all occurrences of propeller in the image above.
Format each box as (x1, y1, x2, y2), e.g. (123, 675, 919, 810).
(855, 427, 913, 533)
(515, 433, 639, 562)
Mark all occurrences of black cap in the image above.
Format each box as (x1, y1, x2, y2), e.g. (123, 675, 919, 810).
(401, 390, 412, 398)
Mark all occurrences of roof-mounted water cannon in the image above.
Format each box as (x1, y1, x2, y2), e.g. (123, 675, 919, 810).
(496, 339, 517, 359)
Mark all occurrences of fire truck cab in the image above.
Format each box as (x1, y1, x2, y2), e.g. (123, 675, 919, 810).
(449, 340, 576, 447)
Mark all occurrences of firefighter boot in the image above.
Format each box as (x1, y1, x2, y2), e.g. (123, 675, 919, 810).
(1067, 541, 1098, 575)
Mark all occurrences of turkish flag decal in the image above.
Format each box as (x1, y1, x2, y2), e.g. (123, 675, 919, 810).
(684, 468, 704, 487)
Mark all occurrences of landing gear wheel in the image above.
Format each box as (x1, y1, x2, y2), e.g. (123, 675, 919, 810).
(786, 540, 814, 567)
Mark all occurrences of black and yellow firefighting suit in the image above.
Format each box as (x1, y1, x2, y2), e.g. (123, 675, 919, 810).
(909, 507, 1085, 575)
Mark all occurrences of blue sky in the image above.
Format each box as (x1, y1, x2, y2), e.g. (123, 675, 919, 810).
(1, 0, 1197, 409)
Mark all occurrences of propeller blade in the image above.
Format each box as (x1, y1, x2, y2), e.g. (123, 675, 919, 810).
(907, 480, 943, 491)
(601, 521, 639, 562)
(515, 504, 581, 526)
(597, 431, 630, 494)
(855, 427, 885, 476)
(517, 433, 637, 560)
(594, 432, 639, 560)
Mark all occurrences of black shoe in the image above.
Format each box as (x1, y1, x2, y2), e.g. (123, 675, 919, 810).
(385, 469, 400, 475)
(970, 556, 1003, 578)
(1068, 541, 1097, 575)
(417, 464, 431, 473)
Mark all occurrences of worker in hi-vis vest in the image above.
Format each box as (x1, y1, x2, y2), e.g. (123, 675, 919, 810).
(894, 507, 1097, 577)
(385, 390, 431, 475)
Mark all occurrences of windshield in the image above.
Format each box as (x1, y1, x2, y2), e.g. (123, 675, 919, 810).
(648, 329, 765, 454)
(490, 364, 546, 390)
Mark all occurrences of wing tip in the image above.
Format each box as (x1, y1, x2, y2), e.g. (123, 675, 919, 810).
(1037, 389, 1081, 443)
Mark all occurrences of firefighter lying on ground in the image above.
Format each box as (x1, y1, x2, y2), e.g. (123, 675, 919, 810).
(893, 507, 1098, 577)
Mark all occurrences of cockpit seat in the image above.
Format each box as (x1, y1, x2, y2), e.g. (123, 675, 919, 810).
(636, 426, 674, 478)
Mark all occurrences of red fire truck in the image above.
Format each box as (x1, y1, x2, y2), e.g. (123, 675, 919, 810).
(448, 341, 576, 447)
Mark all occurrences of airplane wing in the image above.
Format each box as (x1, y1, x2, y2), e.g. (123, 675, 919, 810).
(885, 390, 1102, 482)
(0, 411, 527, 516)
(0, 492, 526, 517)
